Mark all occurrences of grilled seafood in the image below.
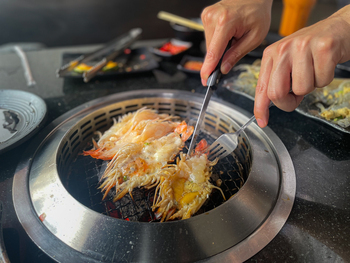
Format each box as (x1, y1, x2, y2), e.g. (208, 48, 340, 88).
(152, 140, 224, 222)
(84, 108, 192, 160)
(84, 108, 193, 199)
(98, 131, 187, 201)
(84, 108, 223, 221)
(316, 80, 350, 128)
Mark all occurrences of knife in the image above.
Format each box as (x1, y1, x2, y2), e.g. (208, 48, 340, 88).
(83, 28, 142, 83)
(56, 28, 142, 78)
(187, 39, 233, 156)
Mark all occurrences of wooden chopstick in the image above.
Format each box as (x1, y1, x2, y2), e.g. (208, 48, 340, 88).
(157, 11, 204, 31)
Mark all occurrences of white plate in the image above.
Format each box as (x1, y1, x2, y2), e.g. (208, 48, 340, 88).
(0, 90, 47, 153)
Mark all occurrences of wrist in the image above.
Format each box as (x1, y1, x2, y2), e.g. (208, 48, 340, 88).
(331, 5, 350, 24)
(329, 5, 350, 62)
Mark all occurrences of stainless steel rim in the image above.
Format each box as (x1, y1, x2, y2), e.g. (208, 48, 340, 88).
(13, 89, 295, 263)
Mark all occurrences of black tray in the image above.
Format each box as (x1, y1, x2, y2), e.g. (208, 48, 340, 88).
(60, 47, 159, 78)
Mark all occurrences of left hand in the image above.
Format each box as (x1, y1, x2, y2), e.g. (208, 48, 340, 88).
(254, 7, 350, 128)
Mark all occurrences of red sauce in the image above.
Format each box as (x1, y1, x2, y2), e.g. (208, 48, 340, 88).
(159, 42, 188, 55)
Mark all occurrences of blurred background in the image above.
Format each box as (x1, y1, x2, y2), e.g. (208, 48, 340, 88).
(0, 0, 345, 50)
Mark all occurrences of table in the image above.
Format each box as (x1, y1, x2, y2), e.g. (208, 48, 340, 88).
(0, 40, 349, 263)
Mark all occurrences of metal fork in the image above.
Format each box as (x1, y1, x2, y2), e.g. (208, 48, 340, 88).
(207, 101, 274, 161)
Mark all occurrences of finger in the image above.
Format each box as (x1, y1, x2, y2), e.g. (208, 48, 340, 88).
(203, 21, 215, 56)
(254, 54, 273, 128)
(269, 72, 298, 112)
(221, 31, 263, 74)
(269, 59, 304, 112)
(201, 5, 217, 52)
(200, 26, 233, 86)
(202, 28, 217, 86)
(292, 47, 315, 96)
(203, 28, 215, 57)
(312, 41, 336, 88)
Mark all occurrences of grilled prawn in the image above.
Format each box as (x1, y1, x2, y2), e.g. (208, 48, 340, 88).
(84, 108, 192, 160)
(152, 140, 224, 222)
(84, 108, 222, 221)
(84, 108, 194, 201)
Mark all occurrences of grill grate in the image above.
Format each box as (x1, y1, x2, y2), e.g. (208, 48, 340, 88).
(58, 98, 251, 222)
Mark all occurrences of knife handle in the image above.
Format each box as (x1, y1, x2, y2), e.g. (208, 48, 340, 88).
(206, 38, 233, 89)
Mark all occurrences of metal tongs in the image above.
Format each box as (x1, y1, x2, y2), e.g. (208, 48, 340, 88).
(187, 39, 233, 156)
(56, 28, 142, 82)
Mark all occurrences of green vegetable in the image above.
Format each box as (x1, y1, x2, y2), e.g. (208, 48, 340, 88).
(333, 116, 345, 121)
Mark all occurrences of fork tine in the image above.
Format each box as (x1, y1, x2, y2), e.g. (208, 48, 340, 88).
(206, 141, 221, 152)
(207, 133, 228, 152)
(208, 146, 228, 160)
(216, 151, 230, 160)
(207, 111, 259, 161)
(208, 150, 222, 160)
(207, 143, 224, 155)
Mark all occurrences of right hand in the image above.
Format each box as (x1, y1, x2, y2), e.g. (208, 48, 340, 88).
(200, 0, 273, 86)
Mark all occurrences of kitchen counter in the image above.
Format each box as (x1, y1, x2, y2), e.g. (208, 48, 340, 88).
(0, 39, 349, 263)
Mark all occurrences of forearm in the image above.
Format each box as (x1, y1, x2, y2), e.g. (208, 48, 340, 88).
(328, 4, 350, 63)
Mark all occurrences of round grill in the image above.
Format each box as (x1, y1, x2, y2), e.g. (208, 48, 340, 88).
(59, 98, 250, 222)
(13, 89, 295, 263)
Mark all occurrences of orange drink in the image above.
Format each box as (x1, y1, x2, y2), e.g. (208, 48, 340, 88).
(279, 0, 317, 36)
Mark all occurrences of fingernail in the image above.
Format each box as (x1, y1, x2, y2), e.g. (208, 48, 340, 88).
(221, 62, 232, 74)
(256, 118, 266, 128)
(201, 78, 206, 86)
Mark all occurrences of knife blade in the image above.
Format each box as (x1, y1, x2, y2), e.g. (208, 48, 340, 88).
(187, 39, 233, 156)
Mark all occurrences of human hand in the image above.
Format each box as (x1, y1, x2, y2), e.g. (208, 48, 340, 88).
(254, 6, 350, 128)
(200, 0, 273, 86)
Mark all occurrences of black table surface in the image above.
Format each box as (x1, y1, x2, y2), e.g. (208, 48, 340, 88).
(0, 40, 349, 263)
